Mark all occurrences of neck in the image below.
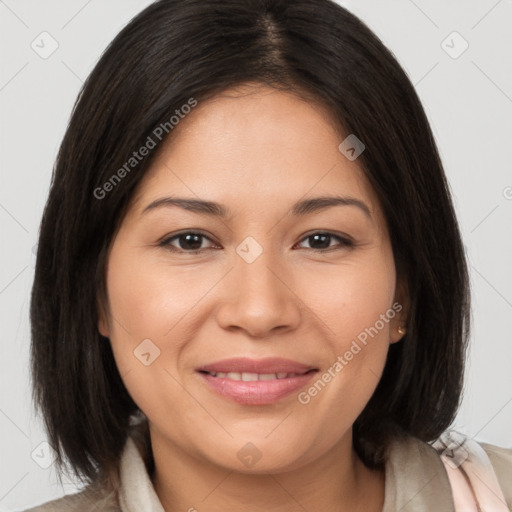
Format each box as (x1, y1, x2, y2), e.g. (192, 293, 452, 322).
(149, 427, 385, 512)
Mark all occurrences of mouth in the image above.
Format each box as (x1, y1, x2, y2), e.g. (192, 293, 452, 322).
(195, 357, 318, 405)
(198, 370, 316, 381)
(195, 356, 317, 375)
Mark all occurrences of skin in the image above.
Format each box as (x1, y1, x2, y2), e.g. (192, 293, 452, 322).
(98, 83, 408, 512)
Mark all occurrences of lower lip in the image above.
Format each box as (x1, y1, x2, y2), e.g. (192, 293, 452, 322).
(197, 371, 317, 405)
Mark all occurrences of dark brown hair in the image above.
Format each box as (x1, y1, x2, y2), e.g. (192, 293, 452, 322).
(30, 0, 470, 489)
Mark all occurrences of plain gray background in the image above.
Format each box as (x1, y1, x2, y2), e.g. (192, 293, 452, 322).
(1, 0, 511, 510)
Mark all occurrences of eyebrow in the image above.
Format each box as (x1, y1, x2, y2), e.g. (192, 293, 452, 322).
(142, 195, 372, 220)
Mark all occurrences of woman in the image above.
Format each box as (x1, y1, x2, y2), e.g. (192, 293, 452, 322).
(26, 0, 512, 511)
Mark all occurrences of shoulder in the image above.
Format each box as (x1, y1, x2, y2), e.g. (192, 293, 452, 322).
(21, 481, 120, 512)
(480, 441, 512, 507)
(382, 434, 456, 511)
(429, 431, 512, 509)
(383, 433, 512, 512)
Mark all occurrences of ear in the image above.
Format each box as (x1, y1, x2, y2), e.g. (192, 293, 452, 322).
(97, 296, 111, 338)
(389, 276, 409, 344)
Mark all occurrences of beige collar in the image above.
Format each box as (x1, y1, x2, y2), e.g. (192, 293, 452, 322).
(118, 436, 164, 512)
(382, 435, 455, 512)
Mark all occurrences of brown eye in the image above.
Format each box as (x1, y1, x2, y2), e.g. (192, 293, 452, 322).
(296, 232, 354, 251)
(160, 231, 217, 252)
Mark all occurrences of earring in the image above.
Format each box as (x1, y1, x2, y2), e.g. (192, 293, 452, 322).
(397, 326, 406, 335)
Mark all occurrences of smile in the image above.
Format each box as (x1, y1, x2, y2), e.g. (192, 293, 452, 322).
(197, 369, 318, 406)
(203, 371, 308, 380)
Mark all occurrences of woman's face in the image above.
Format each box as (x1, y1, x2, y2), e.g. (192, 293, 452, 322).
(99, 83, 406, 473)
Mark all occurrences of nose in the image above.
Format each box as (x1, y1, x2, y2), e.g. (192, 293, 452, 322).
(215, 250, 302, 338)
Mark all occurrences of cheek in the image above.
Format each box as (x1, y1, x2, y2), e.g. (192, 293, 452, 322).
(105, 243, 196, 339)
(104, 243, 219, 388)
(297, 248, 396, 403)
(103, 249, 189, 418)
(103, 244, 174, 376)
(302, 252, 396, 347)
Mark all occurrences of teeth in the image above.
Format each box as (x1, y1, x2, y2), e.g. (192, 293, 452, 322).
(241, 372, 259, 381)
(259, 373, 276, 380)
(207, 371, 300, 380)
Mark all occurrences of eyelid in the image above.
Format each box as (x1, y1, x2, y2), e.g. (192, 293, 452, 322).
(159, 229, 218, 251)
(159, 229, 355, 253)
(295, 231, 354, 250)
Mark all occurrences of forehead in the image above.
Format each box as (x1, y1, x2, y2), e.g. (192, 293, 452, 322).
(128, 84, 385, 230)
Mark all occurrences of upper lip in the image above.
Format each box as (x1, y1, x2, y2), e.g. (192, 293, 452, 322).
(196, 357, 317, 375)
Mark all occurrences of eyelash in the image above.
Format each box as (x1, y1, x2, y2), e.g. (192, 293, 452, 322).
(158, 230, 355, 254)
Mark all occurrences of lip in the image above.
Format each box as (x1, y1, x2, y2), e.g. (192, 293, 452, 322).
(196, 357, 318, 405)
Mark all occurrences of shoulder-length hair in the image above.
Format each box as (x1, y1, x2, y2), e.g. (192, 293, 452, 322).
(30, 0, 470, 488)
